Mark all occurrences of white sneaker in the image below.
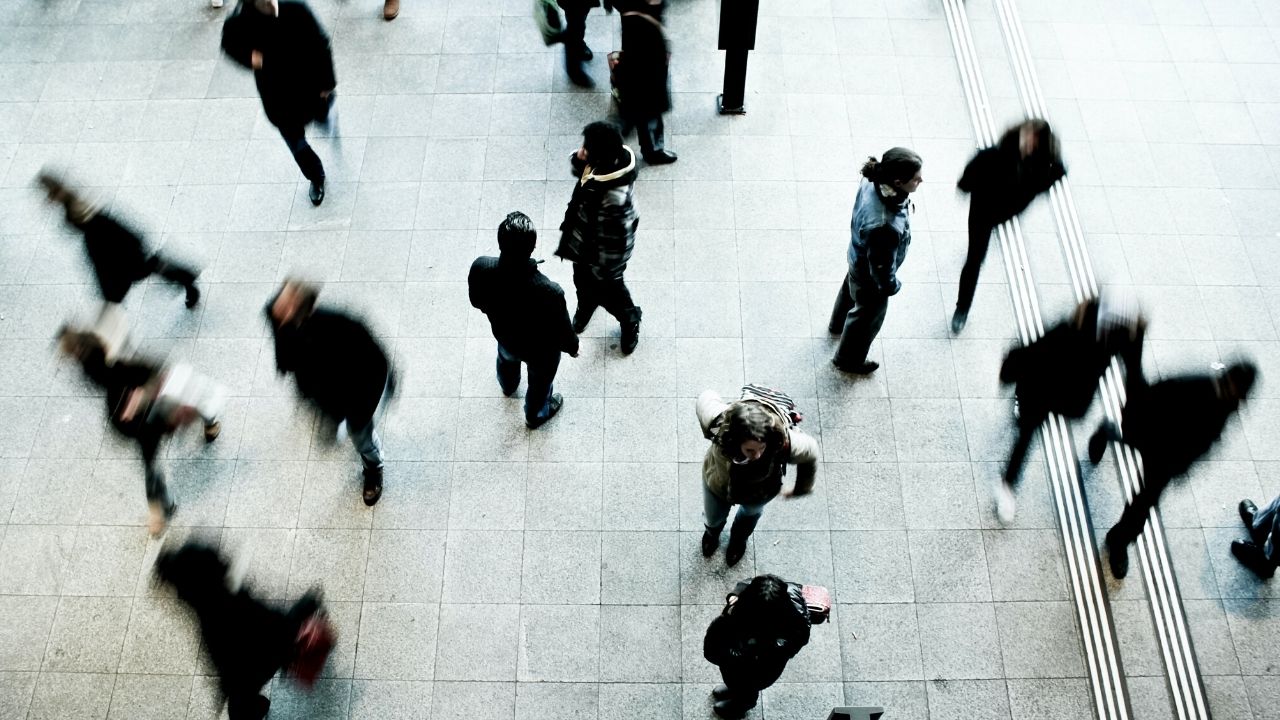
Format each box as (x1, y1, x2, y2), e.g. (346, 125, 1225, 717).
(147, 502, 169, 536)
(211, 0, 224, 7)
(994, 480, 1016, 525)
(336, 420, 348, 443)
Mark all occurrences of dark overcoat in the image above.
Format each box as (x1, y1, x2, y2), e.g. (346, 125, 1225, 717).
(221, 0, 336, 130)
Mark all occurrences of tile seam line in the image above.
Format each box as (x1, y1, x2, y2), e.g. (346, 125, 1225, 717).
(995, 0, 1210, 718)
(941, 2, 1129, 720)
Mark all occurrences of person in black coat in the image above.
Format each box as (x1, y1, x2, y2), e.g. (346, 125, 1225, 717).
(38, 171, 200, 309)
(222, 0, 336, 206)
(952, 119, 1065, 334)
(266, 280, 393, 506)
(558, 0, 611, 87)
(155, 542, 323, 720)
(703, 574, 811, 719)
(996, 295, 1144, 521)
(469, 211, 580, 429)
(1090, 360, 1257, 579)
(614, 0, 676, 164)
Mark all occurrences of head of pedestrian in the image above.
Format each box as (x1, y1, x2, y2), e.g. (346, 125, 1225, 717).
(252, 0, 280, 16)
(497, 211, 537, 262)
(578, 121, 626, 169)
(1011, 118, 1056, 160)
(1218, 362, 1257, 406)
(726, 574, 794, 626)
(270, 279, 319, 329)
(861, 147, 923, 201)
(55, 324, 102, 362)
(715, 401, 787, 466)
(35, 169, 94, 227)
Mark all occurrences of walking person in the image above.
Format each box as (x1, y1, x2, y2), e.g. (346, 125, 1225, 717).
(266, 280, 393, 506)
(996, 294, 1144, 521)
(558, 0, 610, 87)
(1090, 361, 1257, 578)
(614, 0, 677, 164)
(703, 574, 812, 719)
(952, 119, 1065, 334)
(57, 326, 224, 535)
(222, 0, 336, 206)
(469, 212, 580, 429)
(829, 148, 923, 374)
(38, 170, 201, 311)
(697, 387, 819, 566)
(557, 121, 643, 354)
(1234, 492, 1279, 580)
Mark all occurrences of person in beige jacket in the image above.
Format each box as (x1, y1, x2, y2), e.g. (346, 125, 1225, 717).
(697, 389, 820, 566)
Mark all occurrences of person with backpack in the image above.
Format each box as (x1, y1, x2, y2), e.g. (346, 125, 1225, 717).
(703, 574, 812, 719)
(697, 386, 820, 566)
(613, 0, 677, 164)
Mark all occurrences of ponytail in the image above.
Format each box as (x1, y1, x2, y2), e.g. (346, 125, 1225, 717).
(861, 147, 922, 185)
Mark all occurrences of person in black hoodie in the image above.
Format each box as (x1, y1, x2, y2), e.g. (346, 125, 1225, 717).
(703, 574, 811, 719)
(266, 280, 393, 506)
(155, 541, 322, 720)
(469, 211, 580, 428)
(996, 294, 1145, 521)
(614, 0, 677, 164)
(557, 122, 643, 354)
(952, 119, 1065, 334)
(222, 0, 336, 206)
(1090, 360, 1257, 579)
(38, 170, 201, 309)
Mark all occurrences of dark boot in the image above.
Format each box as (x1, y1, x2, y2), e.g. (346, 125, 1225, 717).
(362, 465, 383, 507)
(1240, 499, 1260, 543)
(725, 512, 759, 567)
(702, 523, 724, 557)
(712, 684, 732, 701)
(573, 306, 595, 333)
(1105, 527, 1129, 579)
(1231, 540, 1276, 579)
(620, 307, 642, 355)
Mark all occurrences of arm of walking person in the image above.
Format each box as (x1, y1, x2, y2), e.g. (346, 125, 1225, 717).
(783, 428, 819, 497)
(299, 3, 337, 92)
(696, 391, 729, 440)
(555, 293, 580, 358)
(864, 225, 902, 296)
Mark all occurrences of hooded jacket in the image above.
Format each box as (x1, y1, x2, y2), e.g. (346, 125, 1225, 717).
(221, 0, 336, 130)
(703, 582, 811, 692)
(696, 391, 820, 506)
(557, 148, 640, 276)
(468, 255, 580, 359)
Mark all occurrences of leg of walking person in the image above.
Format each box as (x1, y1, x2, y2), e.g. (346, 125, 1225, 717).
(277, 124, 326, 204)
(1004, 411, 1045, 488)
(348, 414, 384, 506)
(1106, 470, 1170, 578)
(828, 270, 855, 334)
(139, 432, 174, 535)
(523, 351, 563, 428)
(145, 254, 201, 308)
(594, 266, 642, 353)
(832, 275, 889, 373)
(637, 115, 676, 163)
(561, 4, 592, 86)
(702, 482, 732, 556)
(953, 204, 995, 333)
(496, 344, 522, 397)
(724, 503, 766, 567)
(571, 262, 601, 331)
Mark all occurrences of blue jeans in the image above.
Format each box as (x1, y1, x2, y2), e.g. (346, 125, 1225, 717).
(348, 417, 383, 471)
(1254, 493, 1280, 563)
(703, 481, 767, 529)
(496, 345, 560, 425)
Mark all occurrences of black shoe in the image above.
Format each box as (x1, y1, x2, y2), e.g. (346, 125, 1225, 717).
(725, 538, 747, 567)
(1088, 426, 1110, 464)
(1240, 499, 1258, 530)
(712, 685, 732, 701)
(581, 43, 593, 61)
(572, 307, 594, 334)
(832, 359, 879, 374)
(1231, 540, 1275, 579)
(362, 466, 383, 507)
(527, 393, 564, 429)
(701, 527, 721, 557)
(309, 180, 325, 207)
(620, 321, 640, 355)
(951, 308, 968, 334)
(713, 698, 754, 720)
(185, 286, 201, 309)
(567, 64, 594, 88)
(643, 150, 678, 165)
(827, 325, 842, 336)
(1106, 529, 1129, 579)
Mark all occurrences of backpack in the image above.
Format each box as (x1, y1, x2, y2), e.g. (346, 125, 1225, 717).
(288, 610, 337, 688)
(740, 384, 803, 427)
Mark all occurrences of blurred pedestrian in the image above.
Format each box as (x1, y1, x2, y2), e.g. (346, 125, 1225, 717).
(829, 148, 923, 374)
(952, 119, 1065, 334)
(266, 280, 393, 506)
(614, 0, 677, 164)
(222, 0, 336, 206)
(558, 0, 611, 87)
(996, 294, 1144, 521)
(1091, 361, 1257, 578)
(697, 386, 819, 566)
(469, 211, 580, 428)
(1234, 493, 1278, 579)
(703, 574, 812, 719)
(557, 121, 643, 354)
(155, 542, 328, 720)
(58, 327, 224, 534)
(38, 170, 201, 310)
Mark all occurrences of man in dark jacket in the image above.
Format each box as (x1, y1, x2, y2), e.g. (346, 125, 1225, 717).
(558, 122, 643, 354)
(222, 0, 336, 206)
(704, 574, 811, 719)
(469, 211, 580, 429)
(615, 0, 677, 164)
(39, 171, 200, 309)
(1234, 492, 1279, 579)
(997, 295, 1144, 521)
(266, 280, 392, 506)
(1091, 361, 1257, 579)
(558, 0, 611, 87)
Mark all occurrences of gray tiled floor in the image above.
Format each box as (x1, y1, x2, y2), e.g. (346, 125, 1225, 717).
(0, 0, 1278, 718)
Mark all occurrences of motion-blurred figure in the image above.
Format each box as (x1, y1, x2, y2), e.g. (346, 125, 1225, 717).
(996, 294, 1144, 521)
(222, 0, 336, 206)
(829, 148, 923, 375)
(1091, 361, 1257, 578)
(952, 119, 1065, 334)
(156, 542, 328, 720)
(58, 327, 224, 534)
(703, 574, 812, 719)
(557, 122, 643, 354)
(1234, 493, 1278, 579)
(266, 280, 393, 506)
(469, 212, 580, 429)
(614, 0, 677, 164)
(558, 0, 611, 87)
(38, 170, 201, 311)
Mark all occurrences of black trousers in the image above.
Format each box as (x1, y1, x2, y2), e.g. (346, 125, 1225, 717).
(1099, 420, 1176, 548)
(278, 125, 325, 184)
(1004, 410, 1044, 487)
(955, 206, 999, 313)
(562, 5, 590, 60)
(572, 262, 640, 324)
(829, 270, 889, 366)
(137, 431, 173, 512)
(630, 114, 667, 157)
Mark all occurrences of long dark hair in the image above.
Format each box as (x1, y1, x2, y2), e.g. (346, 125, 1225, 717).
(861, 147, 922, 186)
(728, 574, 793, 624)
(715, 401, 787, 458)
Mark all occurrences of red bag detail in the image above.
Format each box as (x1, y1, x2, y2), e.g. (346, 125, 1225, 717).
(289, 613, 336, 687)
(801, 584, 831, 624)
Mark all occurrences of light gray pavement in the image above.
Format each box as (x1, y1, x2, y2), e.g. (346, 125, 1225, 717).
(0, 0, 1276, 718)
